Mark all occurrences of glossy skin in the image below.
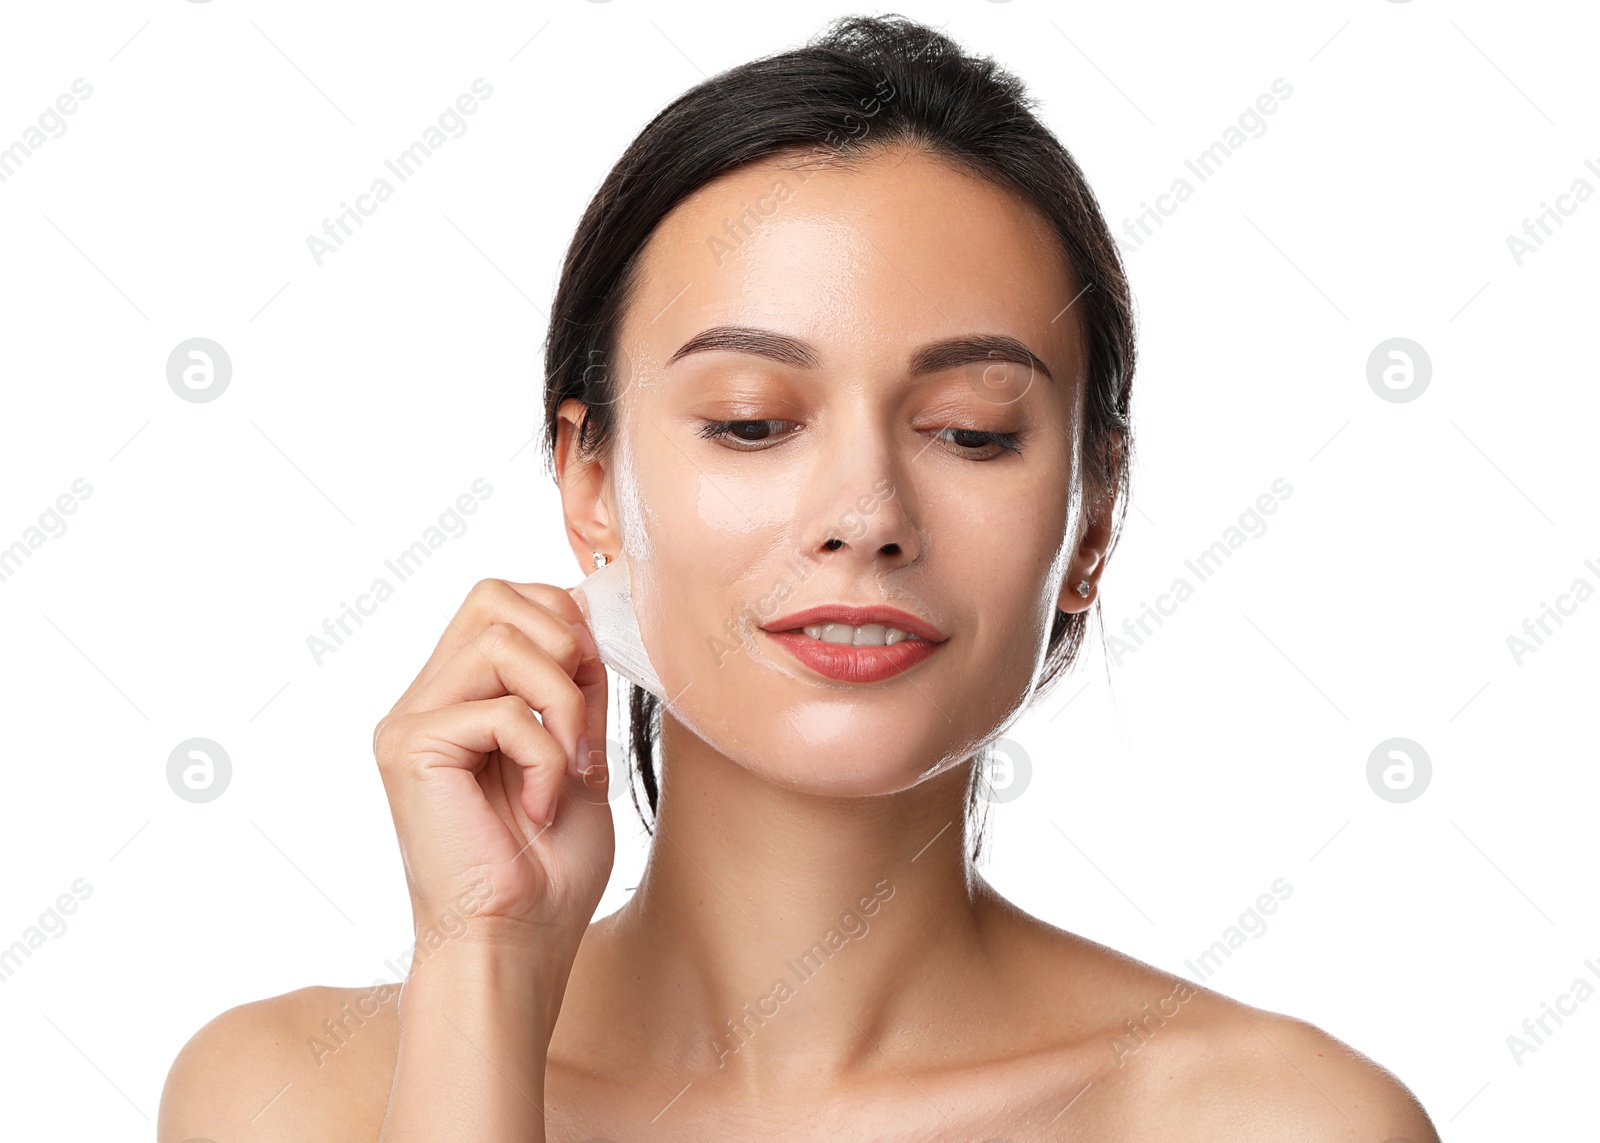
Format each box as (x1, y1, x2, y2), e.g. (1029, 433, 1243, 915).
(159, 147, 1440, 1141)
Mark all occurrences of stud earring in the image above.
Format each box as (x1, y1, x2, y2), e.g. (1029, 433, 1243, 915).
(1074, 580, 1090, 597)
(592, 551, 610, 570)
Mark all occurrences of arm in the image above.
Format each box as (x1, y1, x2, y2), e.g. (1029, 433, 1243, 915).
(379, 936, 567, 1141)
(368, 578, 614, 1139)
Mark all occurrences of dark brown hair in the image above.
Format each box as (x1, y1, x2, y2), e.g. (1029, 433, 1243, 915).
(541, 14, 1136, 860)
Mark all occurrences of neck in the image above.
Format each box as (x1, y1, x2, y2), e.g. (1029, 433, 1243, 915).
(591, 715, 994, 1097)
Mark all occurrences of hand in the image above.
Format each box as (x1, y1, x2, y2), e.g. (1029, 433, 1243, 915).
(372, 578, 614, 960)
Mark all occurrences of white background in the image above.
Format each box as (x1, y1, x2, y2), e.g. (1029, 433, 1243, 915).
(1, 1, 1595, 1138)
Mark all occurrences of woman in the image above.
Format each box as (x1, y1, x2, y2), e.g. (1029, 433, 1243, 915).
(160, 15, 1439, 1141)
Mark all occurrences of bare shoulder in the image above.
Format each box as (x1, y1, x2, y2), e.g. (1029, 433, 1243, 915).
(1055, 934, 1437, 1140)
(983, 898, 1439, 1141)
(158, 983, 399, 1142)
(1118, 989, 1441, 1142)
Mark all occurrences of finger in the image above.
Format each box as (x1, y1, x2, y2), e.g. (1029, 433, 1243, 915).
(565, 585, 608, 790)
(379, 694, 569, 826)
(506, 581, 585, 627)
(403, 621, 588, 780)
(395, 580, 588, 712)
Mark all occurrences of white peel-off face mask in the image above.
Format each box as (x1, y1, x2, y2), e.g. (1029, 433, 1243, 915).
(570, 550, 666, 702)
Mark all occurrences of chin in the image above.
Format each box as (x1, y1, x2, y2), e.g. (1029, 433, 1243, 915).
(735, 710, 985, 799)
(743, 757, 945, 800)
(656, 628, 1030, 795)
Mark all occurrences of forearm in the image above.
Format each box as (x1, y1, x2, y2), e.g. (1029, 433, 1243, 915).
(378, 939, 565, 1142)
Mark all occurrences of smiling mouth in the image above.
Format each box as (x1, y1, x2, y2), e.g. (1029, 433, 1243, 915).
(789, 622, 927, 646)
(757, 602, 947, 681)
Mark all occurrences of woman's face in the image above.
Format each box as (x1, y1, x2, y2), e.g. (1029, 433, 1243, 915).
(567, 144, 1107, 796)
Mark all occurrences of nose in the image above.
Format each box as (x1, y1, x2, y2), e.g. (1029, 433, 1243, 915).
(811, 477, 921, 565)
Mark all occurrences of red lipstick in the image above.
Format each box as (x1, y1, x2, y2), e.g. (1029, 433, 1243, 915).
(760, 604, 947, 683)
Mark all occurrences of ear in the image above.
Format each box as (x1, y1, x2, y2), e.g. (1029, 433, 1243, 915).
(1056, 431, 1122, 615)
(554, 398, 621, 575)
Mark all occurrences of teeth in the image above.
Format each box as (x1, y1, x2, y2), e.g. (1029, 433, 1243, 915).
(799, 622, 924, 646)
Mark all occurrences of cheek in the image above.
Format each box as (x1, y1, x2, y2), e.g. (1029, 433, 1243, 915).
(929, 483, 1066, 592)
(694, 468, 798, 544)
(620, 449, 777, 699)
(695, 470, 747, 533)
(953, 494, 1075, 682)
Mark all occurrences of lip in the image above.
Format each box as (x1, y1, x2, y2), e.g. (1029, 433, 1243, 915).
(758, 603, 948, 684)
(760, 604, 947, 643)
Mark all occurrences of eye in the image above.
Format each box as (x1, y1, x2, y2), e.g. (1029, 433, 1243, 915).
(933, 427, 1025, 460)
(697, 419, 796, 450)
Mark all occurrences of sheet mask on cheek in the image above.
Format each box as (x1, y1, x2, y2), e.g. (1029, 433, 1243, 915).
(570, 550, 666, 701)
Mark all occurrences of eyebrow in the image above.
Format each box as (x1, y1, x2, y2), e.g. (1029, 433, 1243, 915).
(664, 325, 1055, 384)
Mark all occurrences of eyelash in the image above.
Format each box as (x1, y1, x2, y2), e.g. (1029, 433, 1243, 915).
(696, 419, 1024, 459)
